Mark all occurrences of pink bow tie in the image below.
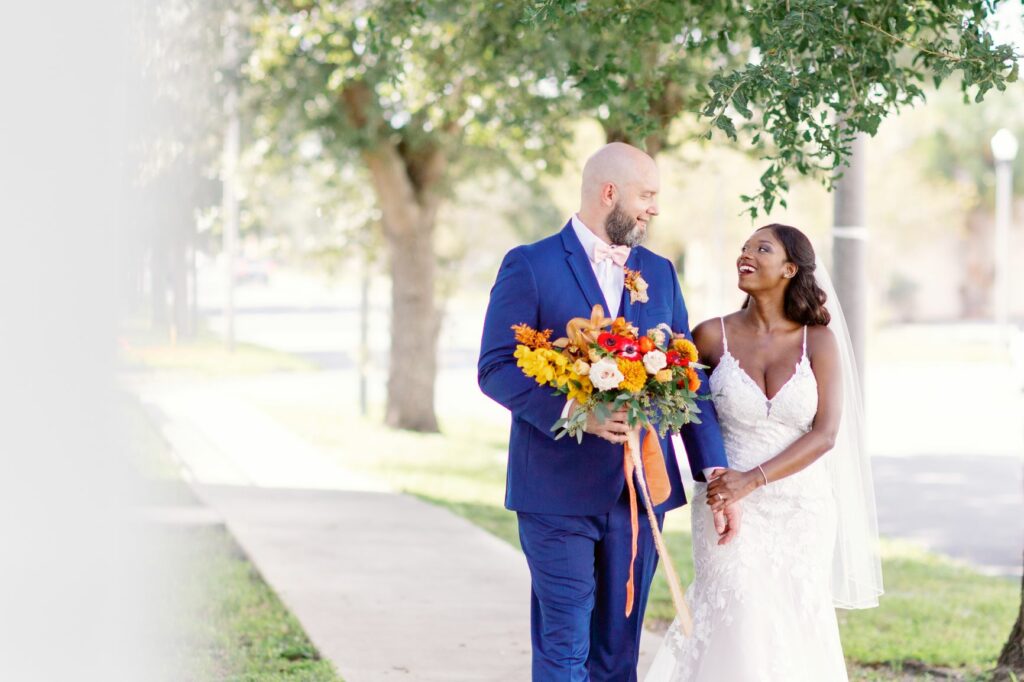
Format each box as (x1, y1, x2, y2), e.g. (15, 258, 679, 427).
(592, 242, 630, 267)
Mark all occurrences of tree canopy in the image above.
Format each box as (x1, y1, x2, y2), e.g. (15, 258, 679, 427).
(530, 0, 1020, 215)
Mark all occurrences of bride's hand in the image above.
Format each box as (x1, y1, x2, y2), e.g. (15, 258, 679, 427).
(706, 468, 760, 512)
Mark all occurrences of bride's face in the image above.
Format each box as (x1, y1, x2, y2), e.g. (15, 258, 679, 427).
(736, 228, 797, 294)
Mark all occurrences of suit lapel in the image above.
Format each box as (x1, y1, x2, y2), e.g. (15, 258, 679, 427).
(561, 223, 610, 315)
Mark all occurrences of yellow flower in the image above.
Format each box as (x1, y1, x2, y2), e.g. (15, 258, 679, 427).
(515, 345, 549, 384)
(516, 345, 592, 401)
(672, 337, 699, 363)
(616, 358, 647, 393)
(654, 368, 673, 383)
(566, 374, 593, 402)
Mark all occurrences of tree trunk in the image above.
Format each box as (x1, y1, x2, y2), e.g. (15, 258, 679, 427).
(384, 223, 441, 431)
(170, 224, 190, 342)
(600, 42, 684, 158)
(363, 142, 445, 433)
(150, 229, 171, 336)
(832, 127, 867, 395)
(603, 124, 668, 158)
(995, 555, 1024, 681)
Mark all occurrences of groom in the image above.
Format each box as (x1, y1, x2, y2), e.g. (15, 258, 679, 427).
(478, 143, 733, 680)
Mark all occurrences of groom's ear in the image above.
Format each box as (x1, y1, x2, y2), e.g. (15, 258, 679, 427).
(601, 182, 617, 205)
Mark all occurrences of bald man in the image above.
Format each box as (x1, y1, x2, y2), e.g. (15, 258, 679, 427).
(478, 143, 729, 681)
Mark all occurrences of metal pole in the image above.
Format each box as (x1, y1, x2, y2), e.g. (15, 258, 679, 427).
(711, 166, 725, 315)
(994, 159, 1012, 345)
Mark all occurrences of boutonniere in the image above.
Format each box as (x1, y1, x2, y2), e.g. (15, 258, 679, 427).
(624, 267, 649, 304)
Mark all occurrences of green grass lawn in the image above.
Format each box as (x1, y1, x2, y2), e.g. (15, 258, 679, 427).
(124, 396, 342, 681)
(159, 525, 342, 681)
(263, 403, 1020, 681)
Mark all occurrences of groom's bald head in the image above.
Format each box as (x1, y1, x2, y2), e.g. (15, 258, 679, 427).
(581, 143, 657, 202)
(578, 142, 660, 246)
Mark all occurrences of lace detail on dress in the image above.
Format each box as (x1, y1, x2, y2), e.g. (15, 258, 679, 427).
(645, 320, 847, 682)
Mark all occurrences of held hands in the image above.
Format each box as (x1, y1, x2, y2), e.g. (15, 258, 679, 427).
(707, 468, 762, 513)
(574, 405, 747, 543)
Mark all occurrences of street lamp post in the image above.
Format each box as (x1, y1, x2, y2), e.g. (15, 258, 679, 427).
(991, 128, 1018, 345)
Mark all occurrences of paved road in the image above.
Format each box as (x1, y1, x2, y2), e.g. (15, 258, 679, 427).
(872, 454, 1023, 576)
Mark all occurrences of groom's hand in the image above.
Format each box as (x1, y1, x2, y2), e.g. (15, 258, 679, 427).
(578, 405, 631, 444)
(717, 503, 742, 545)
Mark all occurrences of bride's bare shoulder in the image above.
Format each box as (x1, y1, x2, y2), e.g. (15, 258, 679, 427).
(806, 324, 839, 360)
(692, 316, 726, 361)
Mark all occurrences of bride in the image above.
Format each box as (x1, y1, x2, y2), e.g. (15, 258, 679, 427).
(646, 224, 884, 681)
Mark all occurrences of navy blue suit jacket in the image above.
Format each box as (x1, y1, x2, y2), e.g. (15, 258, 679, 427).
(478, 222, 728, 515)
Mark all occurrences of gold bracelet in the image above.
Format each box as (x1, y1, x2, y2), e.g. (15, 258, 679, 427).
(757, 464, 769, 487)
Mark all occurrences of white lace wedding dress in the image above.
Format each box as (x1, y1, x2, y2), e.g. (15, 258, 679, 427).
(646, 321, 848, 682)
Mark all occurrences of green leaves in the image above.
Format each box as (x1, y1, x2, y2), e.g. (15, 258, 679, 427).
(250, 0, 578, 173)
(529, 0, 1020, 216)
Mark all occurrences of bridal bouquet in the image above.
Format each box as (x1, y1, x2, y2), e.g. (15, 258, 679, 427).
(512, 305, 708, 442)
(512, 304, 708, 634)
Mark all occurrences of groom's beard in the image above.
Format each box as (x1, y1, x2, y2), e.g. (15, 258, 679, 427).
(605, 202, 647, 248)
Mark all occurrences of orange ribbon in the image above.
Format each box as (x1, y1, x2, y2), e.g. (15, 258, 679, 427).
(623, 429, 693, 636)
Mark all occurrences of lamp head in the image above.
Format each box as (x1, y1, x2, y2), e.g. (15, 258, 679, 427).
(991, 128, 1019, 163)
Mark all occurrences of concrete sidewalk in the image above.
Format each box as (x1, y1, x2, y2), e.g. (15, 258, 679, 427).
(132, 375, 663, 681)
(194, 485, 535, 681)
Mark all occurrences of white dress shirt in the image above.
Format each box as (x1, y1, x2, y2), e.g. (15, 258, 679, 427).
(571, 214, 624, 318)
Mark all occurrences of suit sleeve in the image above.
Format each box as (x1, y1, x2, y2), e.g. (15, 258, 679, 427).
(478, 248, 568, 440)
(670, 263, 729, 480)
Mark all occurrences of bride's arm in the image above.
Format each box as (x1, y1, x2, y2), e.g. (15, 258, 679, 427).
(707, 325, 841, 510)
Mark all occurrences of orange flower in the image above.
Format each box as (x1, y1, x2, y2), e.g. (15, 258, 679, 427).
(638, 336, 655, 354)
(685, 366, 700, 392)
(512, 323, 553, 349)
(611, 317, 639, 338)
(624, 267, 649, 303)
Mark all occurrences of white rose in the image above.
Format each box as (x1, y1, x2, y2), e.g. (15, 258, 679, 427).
(642, 349, 667, 375)
(589, 357, 624, 392)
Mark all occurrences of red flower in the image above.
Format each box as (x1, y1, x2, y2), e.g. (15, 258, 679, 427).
(598, 332, 622, 352)
(617, 340, 641, 361)
(665, 350, 690, 367)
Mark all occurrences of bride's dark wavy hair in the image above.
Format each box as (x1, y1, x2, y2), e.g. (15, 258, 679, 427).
(743, 223, 831, 327)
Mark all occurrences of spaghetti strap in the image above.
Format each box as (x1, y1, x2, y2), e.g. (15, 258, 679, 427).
(720, 317, 729, 355)
(802, 326, 808, 358)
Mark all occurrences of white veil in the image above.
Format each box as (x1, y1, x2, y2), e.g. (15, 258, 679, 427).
(815, 257, 884, 609)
